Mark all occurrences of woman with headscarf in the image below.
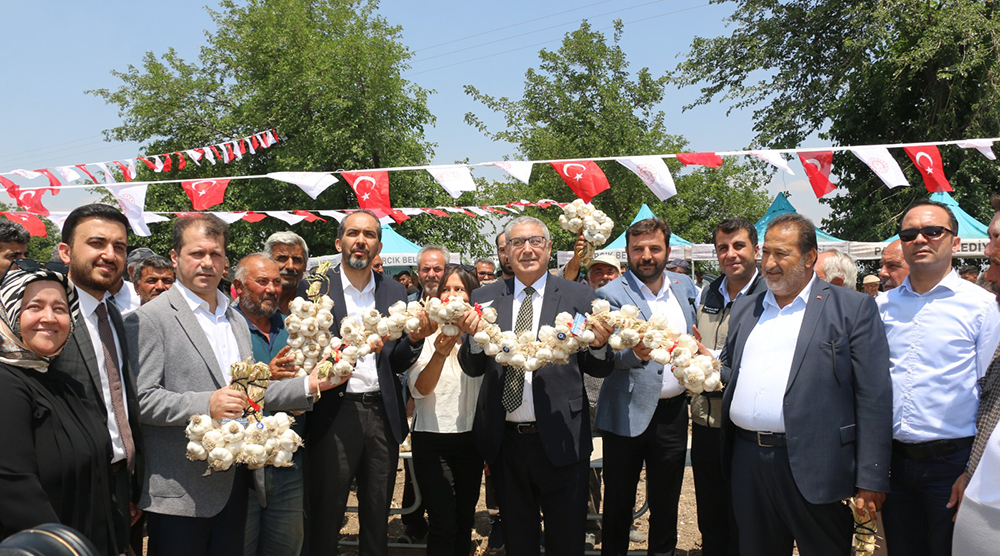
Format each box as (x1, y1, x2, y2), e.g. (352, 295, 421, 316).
(0, 268, 119, 555)
(406, 266, 484, 556)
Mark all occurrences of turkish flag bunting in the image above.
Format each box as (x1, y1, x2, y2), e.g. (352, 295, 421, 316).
(74, 164, 101, 184)
(676, 152, 724, 168)
(904, 145, 952, 192)
(269, 129, 280, 144)
(181, 178, 231, 210)
(423, 208, 450, 217)
(483, 206, 510, 215)
(2, 213, 46, 237)
(139, 157, 156, 170)
(549, 160, 610, 203)
(209, 145, 223, 163)
(175, 152, 187, 171)
(341, 170, 408, 223)
(251, 135, 260, 150)
(33, 169, 62, 193)
(797, 151, 836, 197)
(13, 188, 50, 216)
(238, 140, 247, 155)
(241, 211, 267, 223)
(112, 161, 133, 182)
(0, 176, 20, 199)
(160, 154, 172, 173)
(223, 143, 236, 162)
(293, 210, 326, 223)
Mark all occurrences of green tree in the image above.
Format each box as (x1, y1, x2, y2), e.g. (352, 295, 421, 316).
(673, 0, 1000, 239)
(89, 0, 489, 262)
(465, 20, 770, 253)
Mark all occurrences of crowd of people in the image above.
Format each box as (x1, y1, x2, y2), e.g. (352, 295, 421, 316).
(0, 198, 999, 556)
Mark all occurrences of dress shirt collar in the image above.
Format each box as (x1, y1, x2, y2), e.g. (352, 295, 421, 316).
(897, 269, 962, 297)
(762, 272, 817, 312)
(514, 272, 548, 299)
(632, 269, 671, 299)
(342, 269, 376, 296)
(175, 280, 230, 317)
(719, 268, 759, 304)
(75, 285, 110, 318)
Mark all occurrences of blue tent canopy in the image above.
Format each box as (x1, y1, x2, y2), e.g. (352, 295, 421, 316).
(755, 194, 845, 242)
(882, 191, 989, 243)
(379, 223, 421, 253)
(604, 204, 692, 250)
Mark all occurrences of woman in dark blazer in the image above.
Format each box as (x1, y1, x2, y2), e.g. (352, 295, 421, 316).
(0, 268, 118, 556)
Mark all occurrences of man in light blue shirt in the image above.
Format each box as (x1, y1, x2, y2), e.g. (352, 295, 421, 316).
(878, 200, 1000, 556)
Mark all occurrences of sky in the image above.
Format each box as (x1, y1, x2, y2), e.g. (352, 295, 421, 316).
(0, 0, 833, 225)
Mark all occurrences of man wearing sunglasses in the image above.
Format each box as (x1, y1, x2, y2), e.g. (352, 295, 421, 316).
(0, 219, 29, 275)
(877, 200, 1000, 556)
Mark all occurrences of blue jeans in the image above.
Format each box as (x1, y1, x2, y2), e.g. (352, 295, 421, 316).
(244, 457, 306, 556)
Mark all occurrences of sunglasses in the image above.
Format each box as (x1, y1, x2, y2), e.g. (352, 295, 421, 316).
(5, 258, 69, 275)
(898, 226, 956, 242)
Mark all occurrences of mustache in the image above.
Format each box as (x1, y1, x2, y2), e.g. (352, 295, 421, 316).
(279, 269, 299, 276)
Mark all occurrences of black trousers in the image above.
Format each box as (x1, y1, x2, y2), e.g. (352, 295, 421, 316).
(492, 427, 590, 556)
(109, 461, 132, 554)
(306, 398, 397, 556)
(731, 435, 851, 556)
(411, 431, 483, 556)
(146, 466, 250, 556)
(691, 423, 739, 556)
(601, 395, 688, 556)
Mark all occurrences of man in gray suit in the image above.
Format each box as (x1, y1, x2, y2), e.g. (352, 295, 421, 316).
(594, 217, 699, 556)
(721, 213, 892, 556)
(126, 215, 340, 556)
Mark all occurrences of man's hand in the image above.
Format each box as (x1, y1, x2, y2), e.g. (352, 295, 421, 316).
(407, 310, 438, 343)
(130, 502, 142, 526)
(589, 320, 615, 349)
(209, 388, 247, 420)
(457, 307, 483, 336)
(434, 333, 460, 354)
(947, 472, 969, 521)
(269, 345, 299, 380)
(632, 339, 653, 361)
(573, 232, 587, 258)
(854, 489, 886, 516)
(308, 366, 351, 394)
(691, 324, 703, 342)
(371, 334, 391, 354)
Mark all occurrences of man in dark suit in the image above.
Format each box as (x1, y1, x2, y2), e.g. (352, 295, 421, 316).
(299, 210, 431, 556)
(458, 215, 614, 556)
(51, 203, 144, 556)
(721, 213, 892, 556)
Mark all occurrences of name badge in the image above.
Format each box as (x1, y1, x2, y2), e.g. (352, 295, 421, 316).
(701, 306, 721, 315)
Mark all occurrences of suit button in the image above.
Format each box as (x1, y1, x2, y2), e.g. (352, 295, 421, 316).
(657, 370, 663, 375)
(338, 392, 344, 397)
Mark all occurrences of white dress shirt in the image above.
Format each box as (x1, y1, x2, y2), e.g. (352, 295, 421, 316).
(112, 280, 141, 316)
(877, 271, 1000, 442)
(729, 274, 816, 433)
(76, 287, 129, 463)
(506, 273, 548, 423)
(632, 270, 689, 399)
(341, 270, 379, 393)
(408, 331, 484, 433)
(175, 281, 241, 385)
(966, 425, 1000, 508)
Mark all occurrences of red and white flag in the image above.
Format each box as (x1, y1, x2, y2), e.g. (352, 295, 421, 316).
(181, 178, 231, 210)
(751, 150, 795, 175)
(427, 166, 476, 198)
(34, 169, 62, 193)
(616, 156, 677, 201)
(105, 183, 153, 236)
(2, 213, 46, 237)
(675, 152, 724, 168)
(957, 139, 996, 160)
(904, 145, 952, 192)
(13, 189, 50, 216)
(268, 172, 338, 200)
(185, 149, 204, 166)
(851, 147, 908, 189)
(241, 211, 267, 223)
(318, 210, 348, 223)
(207, 212, 244, 224)
(797, 151, 836, 197)
(265, 211, 306, 226)
(488, 161, 534, 185)
(341, 170, 408, 223)
(55, 166, 81, 184)
(550, 160, 609, 203)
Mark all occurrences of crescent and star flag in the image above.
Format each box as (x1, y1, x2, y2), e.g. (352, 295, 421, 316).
(550, 160, 609, 203)
(341, 170, 408, 223)
(904, 145, 952, 192)
(797, 151, 836, 198)
(616, 156, 677, 200)
(675, 152, 724, 168)
(1, 213, 46, 237)
(181, 178, 231, 210)
(851, 147, 908, 189)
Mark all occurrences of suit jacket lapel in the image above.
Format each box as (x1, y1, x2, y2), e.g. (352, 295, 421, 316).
(327, 267, 349, 325)
(623, 272, 653, 319)
(785, 280, 830, 394)
(539, 277, 561, 336)
(497, 278, 515, 330)
(166, 287, 225, 388)
(72, 313, 105, 407)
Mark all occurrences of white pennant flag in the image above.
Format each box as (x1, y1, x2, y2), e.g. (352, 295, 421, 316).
(124, 159, 137, 181)
(45, 211, 71, 233)
(466, 207, 491, 217)
(317, 210, 348, 222)
(143, 212, 169, 224)
(55, 166, 81, 183)
(398, 208, 425, 216)
(957, 139, 997, 161)
(94, 162, 117, 184)
(851, 147, 909, 188)
(148, 155, 164, 173)
(751, 150, 795, 175)
(209, 211, 244, 224)
(427, 166, 477, 198)
(617, 156, 678, 200)
(184, 149, 203, 166)
(265, 211, 306, 225)
(488, 161, 533, 185)
(246, 136, 256, 154)
(268, 172, 338, 200)
(104, 183, 152, 235)
(9, 169, 41, 180)
(204, 149, 216, 165)
(232, 141, 243, 161)
(267, 130, 278, 146)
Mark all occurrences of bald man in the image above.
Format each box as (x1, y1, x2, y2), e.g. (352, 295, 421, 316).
(879, 239, 910, 291)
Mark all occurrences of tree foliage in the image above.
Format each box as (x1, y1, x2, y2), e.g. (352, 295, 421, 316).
(465, 20, 770, 252)
(89, 0, 489, 262)
(674, 0, 1000, 239)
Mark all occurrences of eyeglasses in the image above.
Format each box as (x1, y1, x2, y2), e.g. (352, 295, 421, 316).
(898, 226, 956, 242)
(5, 258, 69, 275)
(508, 236, 547, 249)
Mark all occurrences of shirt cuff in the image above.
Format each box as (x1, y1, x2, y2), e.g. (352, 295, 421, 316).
(588, 344, 609, 360)
(709, 347, 722, 359)
(470, 341, 484, 354)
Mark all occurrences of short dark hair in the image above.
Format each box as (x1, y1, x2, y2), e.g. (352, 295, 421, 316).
(712, 217, 758, 247)
(438, 265, 480, 300)
(338, 210, 382, 242)
(61, 204, 129, 245)
(172, 214, 229, 254)
(495, 230, 506, 247)
(959, 264, 980, 276)
(902, 200, 959, 234)
(766, 213, 817, 255)
(395, 270, 412, 278)
(0, 219, 29, 245)
(132, 255, 174, 283)
(625, 218, 671, 249)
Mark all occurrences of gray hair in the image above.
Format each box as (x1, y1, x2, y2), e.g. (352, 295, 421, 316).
(264, 231, 309, 260)
(417, 245, 450, 265)
(233, 252, 276, 283)
(504, 216, 550, 242)
(474, 258, 496, 270)
(821, 249, 858, 288)
(131, 255, 173, 283)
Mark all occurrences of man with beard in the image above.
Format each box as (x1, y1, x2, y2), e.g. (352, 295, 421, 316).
(51, 204, 143, 556)
(234, 254, 306, 556)
(693, 217, 765, 556)
(496, 230, 515, 280)
(132, 255, 175, 306)
(721, 213, 892, 556)
(264, 231, 308, 316)
(593, 217, 699, 556)
(300, 210, 433, 556)
(877, 201, 1000, 556)
(879, 239, 909, 291)
(409, 245, 449, 302)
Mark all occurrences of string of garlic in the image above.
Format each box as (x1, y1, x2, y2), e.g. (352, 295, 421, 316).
(185, 412, 304, 472)
(558, 199, 614, 264)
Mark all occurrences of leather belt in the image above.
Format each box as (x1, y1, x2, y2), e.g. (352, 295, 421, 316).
(892, 437, 974, 460)
(110, 460, 126, 474)
(737, 427, 787, 447)
(343, 391, 382, 405)
(505, 422, 538, 434)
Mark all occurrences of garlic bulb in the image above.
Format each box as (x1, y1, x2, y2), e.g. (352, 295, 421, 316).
(186, 441, 208, 461)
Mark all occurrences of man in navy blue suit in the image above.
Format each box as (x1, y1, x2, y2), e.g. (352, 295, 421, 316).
(721, 213, 892, 556)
